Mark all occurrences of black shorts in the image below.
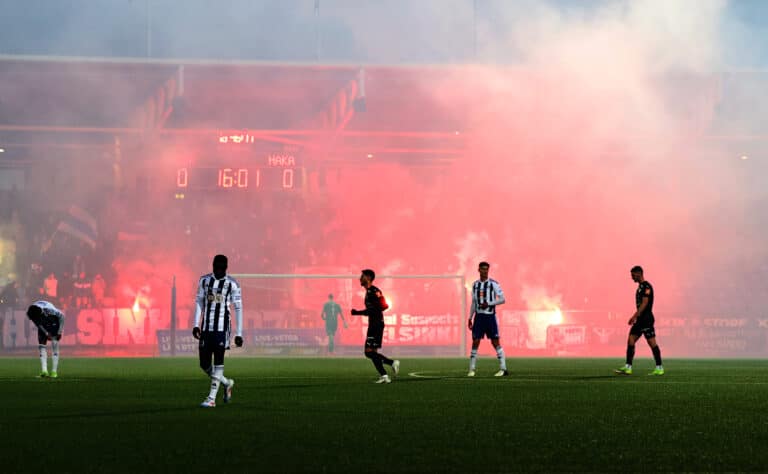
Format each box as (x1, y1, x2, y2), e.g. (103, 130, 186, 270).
(199, 331, 229, 351)
(629, 323, 656, 339)
(365, 322, 384, 349)
(199, 331, 228, 367)
(37, 323, 60, 345)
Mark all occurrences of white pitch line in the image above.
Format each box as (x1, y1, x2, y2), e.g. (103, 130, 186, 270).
(407, 371, 446, 379)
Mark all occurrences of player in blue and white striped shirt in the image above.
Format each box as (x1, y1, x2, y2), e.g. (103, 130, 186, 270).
(26, 300, 65, 378)
(467, 262, 508, 377)
(193, 254, 243, 407)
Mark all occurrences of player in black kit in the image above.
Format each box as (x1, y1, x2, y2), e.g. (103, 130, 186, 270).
(615, 266, 664, 375)
(351, 269, 400, 383)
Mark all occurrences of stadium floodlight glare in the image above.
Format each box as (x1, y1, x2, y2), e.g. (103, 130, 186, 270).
(0, 148, 5, 153)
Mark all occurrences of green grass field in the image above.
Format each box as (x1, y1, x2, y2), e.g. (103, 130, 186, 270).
(1, 357, 767, 473)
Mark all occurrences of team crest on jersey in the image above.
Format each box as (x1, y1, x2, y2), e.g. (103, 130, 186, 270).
(375, 291, 382, 298)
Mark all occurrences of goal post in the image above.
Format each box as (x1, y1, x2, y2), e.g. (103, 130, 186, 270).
(231, 273, 468, 356)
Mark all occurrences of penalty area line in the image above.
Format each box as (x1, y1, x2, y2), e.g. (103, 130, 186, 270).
(408, 371, 448, 379)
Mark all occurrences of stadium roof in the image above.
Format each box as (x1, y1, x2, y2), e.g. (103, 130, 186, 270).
(0, 55, 470, 163)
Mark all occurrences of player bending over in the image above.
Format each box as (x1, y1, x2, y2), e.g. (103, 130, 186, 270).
(615, 265, 664, 376)
(193, 254, 244, 407)
(351, 269, 400, 383)
(468, 262, 508, 377)
(26, 301, 65, 378)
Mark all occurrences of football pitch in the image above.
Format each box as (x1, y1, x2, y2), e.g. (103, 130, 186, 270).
(1, 357, 766, 473)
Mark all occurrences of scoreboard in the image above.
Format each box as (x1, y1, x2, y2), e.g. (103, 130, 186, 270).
(174, 152, 303, 192)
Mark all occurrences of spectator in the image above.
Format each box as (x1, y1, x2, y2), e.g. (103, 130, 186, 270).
(0, 280, 19, 317)
(43, 272, 58, 303)
(73, 255, 86, 277)
(92, 274, 106, 307)
(74, 272, 92, 308)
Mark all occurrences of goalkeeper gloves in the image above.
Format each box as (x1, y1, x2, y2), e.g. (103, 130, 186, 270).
(192, 327, 201, 339)
(234, 336, 243, 347)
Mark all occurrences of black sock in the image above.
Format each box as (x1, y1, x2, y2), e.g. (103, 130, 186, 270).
(371, 354, 386, 375)
(379, 354, 394, 365)
(365, 351, 387, 375)
(626, 345, 635, 365)
(652, 346, 662, 366)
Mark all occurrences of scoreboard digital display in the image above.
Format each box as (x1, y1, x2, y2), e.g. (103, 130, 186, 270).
(175, 153, 302, 191)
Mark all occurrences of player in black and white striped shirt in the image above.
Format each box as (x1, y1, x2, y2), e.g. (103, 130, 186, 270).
(467, 262, 508, 377)
(26, 300, 65, 378)
(193, 254, 243, 408)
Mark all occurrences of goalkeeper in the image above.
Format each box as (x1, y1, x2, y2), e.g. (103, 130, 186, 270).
(320, 293, 347, 353)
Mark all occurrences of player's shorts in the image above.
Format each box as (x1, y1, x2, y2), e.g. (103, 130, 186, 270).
(199, 331, 230, 352)
(629, 322, 656, 339)
(472, 313, 500, 340)
(365, 322, 384, 349)
(325, 323, 338, 335)
(37, 323, 60, 345)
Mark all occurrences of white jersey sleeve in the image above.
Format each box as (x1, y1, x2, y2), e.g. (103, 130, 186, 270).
(488, 280, 505, 307)
(469, 282, 478, 318)
(230, 278, 243, 337)
(193, 276, 207, 329)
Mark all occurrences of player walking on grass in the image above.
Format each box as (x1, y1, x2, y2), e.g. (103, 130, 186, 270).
(468, 262, 508, 377)
(193, 254, 244, 407)
(321, 293, 347, 353)
(615, 265, 664, 376)
(351, 269, 400, 383)
(26, 301, 64, 378)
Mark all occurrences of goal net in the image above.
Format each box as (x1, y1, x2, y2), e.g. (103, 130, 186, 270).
(231, 272, 468, 356)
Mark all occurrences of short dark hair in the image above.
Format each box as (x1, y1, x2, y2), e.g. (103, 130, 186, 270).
(27, 305, 42, 319)
(213, 254, 228, 269)
(478, 261, 490, 269)
(362, 269, 376, 280)
(328, 293, 334, 299)
(630, 265, 643, 274)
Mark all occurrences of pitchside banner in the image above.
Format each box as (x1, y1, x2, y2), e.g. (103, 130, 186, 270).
(2, 309, 767, 356)
(156, 329, 328, 355)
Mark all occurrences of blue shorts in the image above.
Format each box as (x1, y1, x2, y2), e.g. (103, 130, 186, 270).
(472, 314, 499, 340)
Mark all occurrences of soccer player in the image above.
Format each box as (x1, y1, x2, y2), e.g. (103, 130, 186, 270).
(193, 254, 244, 407)
(615, 265, 664, 376)
(467, 261, 508, 377)
(26, 301, 65, 378)
(351, 269, 400, 383)
(321, 293, 347, 353)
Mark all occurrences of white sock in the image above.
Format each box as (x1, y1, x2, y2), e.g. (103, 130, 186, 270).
(469, 349, 478, 370)
(626, 364, 632, 369)
(39, 345, 48, 373)
(496, 346, 506, 371)
(51, 340, 60, 373)
(213, 365, 229, 387)
(657, 365, 663, 370)
(207, 379, 220, 400)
